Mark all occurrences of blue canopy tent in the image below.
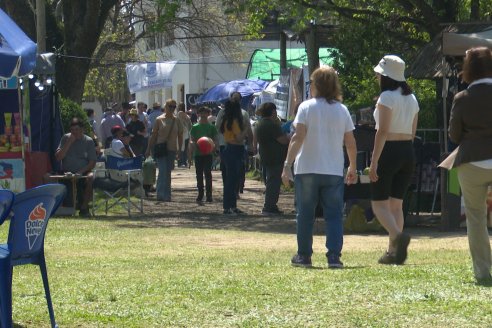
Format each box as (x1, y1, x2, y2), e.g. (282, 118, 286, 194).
(0, 9, 62, 190)
(0, 8, 37, 79)
(197, 79, 269, 110)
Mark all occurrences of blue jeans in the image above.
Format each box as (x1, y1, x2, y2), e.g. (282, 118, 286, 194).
(295, 174, 344, 257)
(179, 139, 189, 166)
(222, 144, 243, 210)
(156, 151, 176, 201)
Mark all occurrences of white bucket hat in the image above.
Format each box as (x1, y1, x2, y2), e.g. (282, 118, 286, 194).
(373, 55, 406, 82)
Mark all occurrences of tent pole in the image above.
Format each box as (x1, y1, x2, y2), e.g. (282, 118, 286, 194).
(441, 57, 449, 154)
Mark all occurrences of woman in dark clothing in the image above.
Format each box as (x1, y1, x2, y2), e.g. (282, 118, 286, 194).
(449, 47, 492, 283)
(126, 108, 147, 156)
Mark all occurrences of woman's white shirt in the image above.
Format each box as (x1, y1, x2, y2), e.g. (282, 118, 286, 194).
(374, 88, 419, 134)
(293, 98, 354, 176)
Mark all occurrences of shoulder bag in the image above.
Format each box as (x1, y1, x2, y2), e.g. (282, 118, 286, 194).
(153, 118, 175, 158)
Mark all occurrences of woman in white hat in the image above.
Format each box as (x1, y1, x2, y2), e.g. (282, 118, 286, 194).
(369, 55, 420, 265)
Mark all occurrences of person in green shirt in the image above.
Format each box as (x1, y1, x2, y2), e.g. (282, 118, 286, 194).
(189, 106, 219, 202)
(255, 102, 290, 215)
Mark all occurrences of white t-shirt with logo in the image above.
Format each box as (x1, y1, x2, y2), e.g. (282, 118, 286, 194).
(293, 97, 355, 176)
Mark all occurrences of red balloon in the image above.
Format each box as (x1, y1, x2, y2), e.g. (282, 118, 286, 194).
(197, 137, 214, 155)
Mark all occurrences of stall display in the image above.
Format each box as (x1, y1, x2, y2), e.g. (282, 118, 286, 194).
(0, 79, 30, 192)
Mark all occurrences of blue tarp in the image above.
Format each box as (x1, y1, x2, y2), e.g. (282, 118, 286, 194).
(0, 8, 37, 79)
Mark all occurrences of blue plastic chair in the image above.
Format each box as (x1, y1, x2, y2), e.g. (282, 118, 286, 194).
(0, 189, 14, 226)
(0, 184, 66, 328)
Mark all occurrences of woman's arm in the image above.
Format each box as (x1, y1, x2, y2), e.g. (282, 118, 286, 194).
(281, 123, 306, 185)
(344, 131, 358, 185)
(145, 120, 159, 157)
(448, 98, 463, 144)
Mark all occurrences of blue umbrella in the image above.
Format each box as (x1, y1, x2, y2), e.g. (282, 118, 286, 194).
(197, 79, 269, 108)
(0, 8, 37, 79)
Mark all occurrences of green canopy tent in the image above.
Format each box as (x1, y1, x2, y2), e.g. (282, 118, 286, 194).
(246, 48, 339, 80)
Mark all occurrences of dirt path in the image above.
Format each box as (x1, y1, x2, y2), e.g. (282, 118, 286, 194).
(140, 166, 297, 228)
(130, 166, 469, 252)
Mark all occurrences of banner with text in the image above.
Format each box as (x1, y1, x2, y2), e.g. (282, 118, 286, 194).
(126, 61, 177, 94)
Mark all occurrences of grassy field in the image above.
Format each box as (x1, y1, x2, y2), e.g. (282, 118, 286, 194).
(3, 216, 492, 328)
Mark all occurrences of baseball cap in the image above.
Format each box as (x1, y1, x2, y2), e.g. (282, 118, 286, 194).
(111, 125, 123, 135)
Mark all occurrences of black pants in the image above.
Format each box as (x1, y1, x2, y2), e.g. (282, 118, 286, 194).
(263, 163, 283, 211)
(195, 154, 213, 198)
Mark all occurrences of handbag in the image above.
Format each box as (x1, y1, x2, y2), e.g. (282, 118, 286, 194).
(153, 118, 175, 158)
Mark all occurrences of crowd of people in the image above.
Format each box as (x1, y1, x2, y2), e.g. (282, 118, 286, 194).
(50, 49, 492, 283)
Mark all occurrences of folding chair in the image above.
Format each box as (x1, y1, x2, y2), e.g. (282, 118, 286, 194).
(0, 184, 66, 328)
(92, 155, 144, 217)
(0, 189, 15, 226)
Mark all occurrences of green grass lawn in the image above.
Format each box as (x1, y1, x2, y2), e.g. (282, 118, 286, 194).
(3, 217, 492, 327)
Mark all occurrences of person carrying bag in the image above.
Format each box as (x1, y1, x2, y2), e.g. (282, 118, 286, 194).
(145, 99, 183, 201)
(153, 118, 175, 158)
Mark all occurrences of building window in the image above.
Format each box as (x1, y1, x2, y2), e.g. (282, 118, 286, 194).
(146, 30, 175, 50)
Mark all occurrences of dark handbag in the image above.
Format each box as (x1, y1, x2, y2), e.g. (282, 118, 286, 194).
(153, 142, 168, 158)
(152, 118, 175, 158)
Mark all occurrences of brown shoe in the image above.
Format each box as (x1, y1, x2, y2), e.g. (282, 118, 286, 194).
(394, 233, 411, 264)
(378, 252, 397, 265)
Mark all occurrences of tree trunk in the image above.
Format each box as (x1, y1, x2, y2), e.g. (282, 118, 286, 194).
(280, 32, 287, 70)
(470, 0, 480, 20)
(57, 1, 117, 103)
(2, 0, 118, 104)
(305, 23, 319, 76)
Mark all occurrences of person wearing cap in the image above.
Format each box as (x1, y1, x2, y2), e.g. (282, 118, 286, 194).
(110, 125, 135, 158)
(281, 66, 357, 269)
(449, 47, 492, 283)
(126, 108, 147, 156)
(369, 55, 419, 265)
(99, 106, 126, 148)
(55, 117, 97, 217)
(189, 106, 219, 203)
(255, 102, 290, 215)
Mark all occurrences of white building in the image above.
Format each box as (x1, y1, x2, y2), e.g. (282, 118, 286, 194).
(131, 1, 302, 108)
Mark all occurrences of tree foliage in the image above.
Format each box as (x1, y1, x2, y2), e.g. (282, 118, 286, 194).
(222, 0, 492, 128)
(1, 0, 240, 105)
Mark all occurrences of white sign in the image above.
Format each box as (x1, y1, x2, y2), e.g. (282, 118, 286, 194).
(126, 61, 177, 93)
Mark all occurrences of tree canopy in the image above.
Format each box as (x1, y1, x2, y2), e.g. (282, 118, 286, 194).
(222, 0, 492, 127)
(1, 0, 238, 104)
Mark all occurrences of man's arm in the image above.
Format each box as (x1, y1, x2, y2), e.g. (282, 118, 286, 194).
(55, 135, 74, 161)
(78, 160, 96, 175)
